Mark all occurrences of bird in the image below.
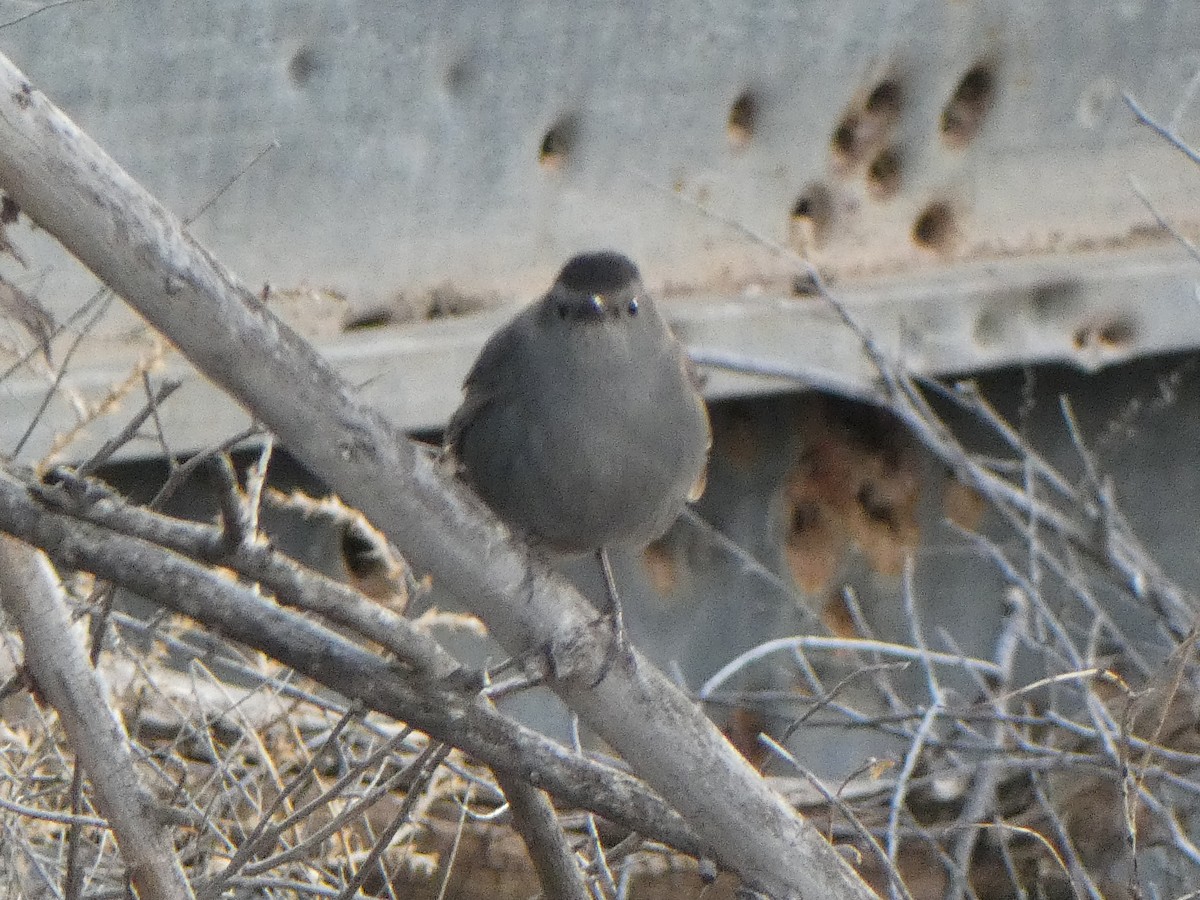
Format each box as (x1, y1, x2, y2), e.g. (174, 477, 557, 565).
(445, 251, 711, 670)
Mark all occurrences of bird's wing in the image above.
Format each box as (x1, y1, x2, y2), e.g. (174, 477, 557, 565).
(443, 314, 525, 452)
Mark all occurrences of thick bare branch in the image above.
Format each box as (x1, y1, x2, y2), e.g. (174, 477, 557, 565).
(0, 536, 194, 900)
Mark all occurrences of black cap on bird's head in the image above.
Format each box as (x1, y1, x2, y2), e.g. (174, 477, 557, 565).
(555, 251, 641, 294)
(545, 251, 645, 323)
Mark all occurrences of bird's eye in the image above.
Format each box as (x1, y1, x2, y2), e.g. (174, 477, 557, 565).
(556, 301, 570, 320)
(627, 297, 639, 316)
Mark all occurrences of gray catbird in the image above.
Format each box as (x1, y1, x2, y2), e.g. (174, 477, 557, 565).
(446, 251, 711, 560)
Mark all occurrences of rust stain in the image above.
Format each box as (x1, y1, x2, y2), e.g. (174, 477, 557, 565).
(782, 398, 923, 593)
(642, 537, 681, 597)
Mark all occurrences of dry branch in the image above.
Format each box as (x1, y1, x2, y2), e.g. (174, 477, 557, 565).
(493, 770, 591, 900)
(0, 536, 193, 900)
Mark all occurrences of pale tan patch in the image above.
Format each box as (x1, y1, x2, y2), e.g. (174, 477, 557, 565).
(642, 538, 681, 597)
(943, 476, 986, 531)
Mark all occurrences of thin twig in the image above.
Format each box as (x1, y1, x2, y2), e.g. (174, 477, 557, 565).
(1124, 92, 1200, 166)
(699, 636, 1002, 699)
(760, 734, 914, 900)
(572, 713, 618, 899)
(11, 290, 113, 458)
(335, 742, 452, 900)
(76, 378, 182, 476)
